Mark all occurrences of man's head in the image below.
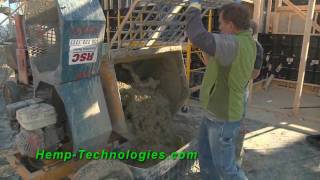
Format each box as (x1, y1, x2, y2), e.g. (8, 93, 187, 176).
(219, 3, 251, 34)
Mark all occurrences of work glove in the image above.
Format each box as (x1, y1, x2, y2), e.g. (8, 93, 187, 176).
(190, 0, 203, 3)
(189, 0, 202, 10)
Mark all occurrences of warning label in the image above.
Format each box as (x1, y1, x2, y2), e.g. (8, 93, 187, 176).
(69, 39, 99, 65)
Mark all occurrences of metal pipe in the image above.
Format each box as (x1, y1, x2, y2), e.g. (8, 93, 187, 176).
(208, 9, 213, 32)
(100, 60, 131, 139)
(14, 14, 28, 85)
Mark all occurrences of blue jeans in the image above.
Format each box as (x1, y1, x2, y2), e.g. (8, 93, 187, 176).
(234, 87, 250, 166)
(198, 117, 248, 180)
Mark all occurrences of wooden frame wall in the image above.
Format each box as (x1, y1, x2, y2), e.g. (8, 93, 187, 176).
(266, 0, 320, 35)
(263, 0, 318, 114)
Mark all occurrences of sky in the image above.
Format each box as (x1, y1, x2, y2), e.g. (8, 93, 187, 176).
(0, 0, 17, 42)
(0, 0, 8, 7)
(0, 0, 17, 26)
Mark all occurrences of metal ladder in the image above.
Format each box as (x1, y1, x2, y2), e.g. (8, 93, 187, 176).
(108, 0, 232, 51)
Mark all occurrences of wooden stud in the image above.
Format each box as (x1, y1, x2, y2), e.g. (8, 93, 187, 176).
(288, 13, 292, 34)
(253, 0, 262, 38)
(265, 0, 273, 33)
(313, 12, 319, 34)
(293, 0, 316, 114)
(273, 0, 283, 33)
(278, 5, 320, 12)
(282, 0, 320, 33)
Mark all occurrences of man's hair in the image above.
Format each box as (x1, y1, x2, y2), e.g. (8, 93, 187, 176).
(250, 20, 258, 35)
(220, 3, 251, 30)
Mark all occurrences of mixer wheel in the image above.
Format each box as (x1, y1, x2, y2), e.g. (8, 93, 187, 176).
(72, 160, 134, 180)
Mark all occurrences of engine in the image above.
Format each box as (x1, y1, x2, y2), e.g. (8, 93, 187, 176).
(7, 99, 63, 158)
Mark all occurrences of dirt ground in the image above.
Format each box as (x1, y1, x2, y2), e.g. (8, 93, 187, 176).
(182, 87, 320, 180)
(182, 105, 320, 180)
(0, 87, 320, 179)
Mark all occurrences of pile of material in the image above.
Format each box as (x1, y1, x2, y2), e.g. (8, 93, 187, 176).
(0, 46, 14, 88)
(118, 64, 184, 153)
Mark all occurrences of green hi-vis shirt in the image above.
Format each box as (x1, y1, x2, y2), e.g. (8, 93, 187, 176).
(200, 31, 256, 121)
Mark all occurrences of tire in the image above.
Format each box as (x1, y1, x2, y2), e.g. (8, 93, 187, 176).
(72, 160, 134, 180)
(3, 81, 20, 104)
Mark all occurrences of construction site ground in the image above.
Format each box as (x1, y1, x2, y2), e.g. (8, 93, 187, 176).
(0, 85, 320, 179)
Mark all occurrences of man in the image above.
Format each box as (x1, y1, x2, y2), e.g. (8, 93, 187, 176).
(185, 1, 256, 180)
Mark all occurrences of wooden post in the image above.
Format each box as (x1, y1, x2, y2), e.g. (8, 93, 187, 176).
(253, 0, 262, 39)
(288, 13, 292, 33)
(293, 0, 316, 115)
(273, 0, 283, 33)
(283, 0, 320, 33)
(313, 12, 319, 34)
(265, 0, 273, 33)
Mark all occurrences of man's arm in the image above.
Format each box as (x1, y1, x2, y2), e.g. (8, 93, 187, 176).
(185, 4, 239, 66)
(251, 41, 264, 79)
(185, 4, 216, 56)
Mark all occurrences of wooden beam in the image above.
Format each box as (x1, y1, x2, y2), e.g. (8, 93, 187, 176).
(275, 0, 283, 9)
(278, 5, 320, 12)
(293, 0, 316, 115)
(282, 0, 320, 34)
(313, 12, 319, 33)
(288, 13, 293, 33)
(259, 0, 265, 33)
(253, 0, 263, 38)
(103, 0, 108, 9)
(265, 0, 273, 33)
(273, 0, 283, 33)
